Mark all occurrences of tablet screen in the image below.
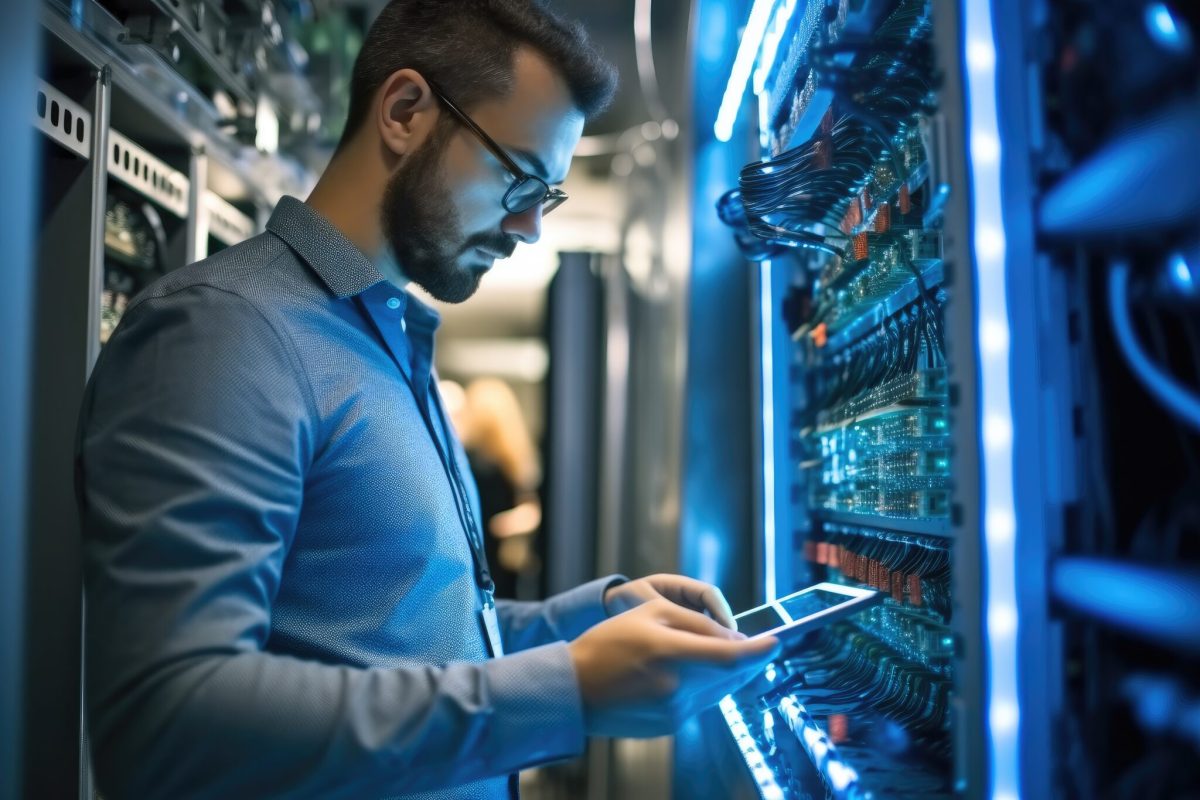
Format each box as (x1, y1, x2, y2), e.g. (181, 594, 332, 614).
(735, 588, 869, 637)
(779, 589, 854, 621)
(735, 606, 787, 637)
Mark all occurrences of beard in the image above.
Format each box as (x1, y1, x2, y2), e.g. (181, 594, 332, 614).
(381, 122, 518, 303)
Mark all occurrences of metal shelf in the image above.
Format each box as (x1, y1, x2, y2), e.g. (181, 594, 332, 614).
(815, 509, 954, 538)
(41, 3, 311, 210)
(203, 191, 256, 248)
(33, 79, 91, 159)
(824, 259, 945, 352)
(108, 129, 190, 218)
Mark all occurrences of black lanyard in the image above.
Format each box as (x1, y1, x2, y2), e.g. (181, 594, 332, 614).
(427, 386, 495, 599)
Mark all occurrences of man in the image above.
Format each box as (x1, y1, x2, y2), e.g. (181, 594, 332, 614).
(76, 2, 779, 798)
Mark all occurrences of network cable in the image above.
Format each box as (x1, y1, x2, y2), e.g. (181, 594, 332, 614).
(1109, 261, 1200, 432)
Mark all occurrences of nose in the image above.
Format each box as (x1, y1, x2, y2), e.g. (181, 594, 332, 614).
(500, 203, 543, 245)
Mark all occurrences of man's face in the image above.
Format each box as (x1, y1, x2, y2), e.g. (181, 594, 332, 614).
(382, 49, 585, 303)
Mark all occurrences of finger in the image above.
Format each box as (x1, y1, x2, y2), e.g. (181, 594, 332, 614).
(652, 576, 738, 631)
(659, 627, 781, 665)
(695, 584, 737, 631)
(605, 579, 661, 616)
(655, 601, 743, 640)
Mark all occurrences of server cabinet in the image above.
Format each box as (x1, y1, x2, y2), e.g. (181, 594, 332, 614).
(681, 0, 1200, 798)
(680, 0, 1005, 796)
(24, 2, 312, 794)
(1005, 2, 1200, 798)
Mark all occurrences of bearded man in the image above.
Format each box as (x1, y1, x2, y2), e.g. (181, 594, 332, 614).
(76, 2, 778, 797)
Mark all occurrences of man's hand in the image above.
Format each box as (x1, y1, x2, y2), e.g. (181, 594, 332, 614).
(604, 573, 739, 631)
(567, 599, 780, 737)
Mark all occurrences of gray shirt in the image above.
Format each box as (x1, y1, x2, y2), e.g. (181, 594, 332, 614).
(76, 195, 617, 799)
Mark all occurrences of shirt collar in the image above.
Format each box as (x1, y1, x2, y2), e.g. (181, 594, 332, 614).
(265, 196, 444, 333)
(265, 195, 387, 299)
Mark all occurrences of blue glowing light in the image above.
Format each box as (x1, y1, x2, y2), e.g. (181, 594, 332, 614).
(964, 0, 1021, 796)
(754, 0, 800, 95)
(714, 0, 780, 142)
(720, 696, 786, 800)
(1149, 4, 1177, 36)
(1170, 252, 1195, 293)
(778, 695, 861, 794)
(1146, 3, 1192, 53)
(827, 761, 857, 792)
(760, 260, 778, 601)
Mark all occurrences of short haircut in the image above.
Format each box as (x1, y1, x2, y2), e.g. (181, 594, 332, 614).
(339, 0, 618, 148)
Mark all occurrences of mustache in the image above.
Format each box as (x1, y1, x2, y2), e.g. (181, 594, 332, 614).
(462, 232, 519, 260)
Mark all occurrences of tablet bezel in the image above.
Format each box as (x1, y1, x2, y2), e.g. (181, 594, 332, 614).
(734, 581, 882, 639)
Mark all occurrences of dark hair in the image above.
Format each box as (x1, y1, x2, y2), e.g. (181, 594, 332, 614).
(339, 0, 618, 148)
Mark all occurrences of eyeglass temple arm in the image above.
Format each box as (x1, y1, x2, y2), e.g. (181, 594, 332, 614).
(425, 80, 527, 177)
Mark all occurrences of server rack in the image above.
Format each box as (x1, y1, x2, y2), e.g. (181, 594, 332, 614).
(24, 3, 310, 795)
(681, 0, 999, 797)
(1001, 2, 1200, 798)
(681, 0, 1200, 798)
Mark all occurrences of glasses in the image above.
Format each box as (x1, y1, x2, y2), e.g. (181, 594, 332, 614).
(426, 81, 568, 216)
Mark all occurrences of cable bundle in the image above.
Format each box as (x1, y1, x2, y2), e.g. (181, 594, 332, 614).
(719, 0, 937, 258)
(808, 285, 945, 414)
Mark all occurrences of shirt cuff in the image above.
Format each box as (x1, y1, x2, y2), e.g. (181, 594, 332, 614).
(483, 642, 587, 772)
(540, 574, 628, 641)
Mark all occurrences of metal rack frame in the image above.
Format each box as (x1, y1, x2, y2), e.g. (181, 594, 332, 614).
(25, 4, 311, 796)
(107, 129, 190, 218)
(34, 79, 92, 160)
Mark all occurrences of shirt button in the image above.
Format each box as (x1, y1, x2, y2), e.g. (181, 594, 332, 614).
(386, 297, 401, 310)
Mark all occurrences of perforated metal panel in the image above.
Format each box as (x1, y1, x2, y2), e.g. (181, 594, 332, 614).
(108, 130, 189, 218)
(204, 191, 256, 247)
(34, 80, 90, 159)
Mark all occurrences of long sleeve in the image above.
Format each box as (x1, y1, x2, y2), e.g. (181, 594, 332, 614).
(495, 576, 627, 653)
(76, 284, 585, 799)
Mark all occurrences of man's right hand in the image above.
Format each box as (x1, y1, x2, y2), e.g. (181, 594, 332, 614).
(566, 598, 781, 737)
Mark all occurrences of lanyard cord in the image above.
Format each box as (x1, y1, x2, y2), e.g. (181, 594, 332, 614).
(353, 295, 494, 599)
(428, 387, 495, 597)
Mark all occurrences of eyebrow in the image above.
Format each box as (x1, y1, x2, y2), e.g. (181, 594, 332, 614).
(510, 147, 567, 186)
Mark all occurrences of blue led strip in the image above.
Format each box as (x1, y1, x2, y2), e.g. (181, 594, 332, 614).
(962, 1, 1020, 798)
(719, 696, 786, 800)
(715, 0, 805, 142)
(760, 260, 778, 601)
(753, 0, 800, 96)
(755, 21, 783, 602)
(777, 695, 862, 798)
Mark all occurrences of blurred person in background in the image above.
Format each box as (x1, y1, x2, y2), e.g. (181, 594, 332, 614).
(443, 377, 543, 598)
(75, 1, 780, 798)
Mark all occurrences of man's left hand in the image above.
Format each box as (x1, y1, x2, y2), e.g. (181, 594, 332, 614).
(604, 574, 738, 632)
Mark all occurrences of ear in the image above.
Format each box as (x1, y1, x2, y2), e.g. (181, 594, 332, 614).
(375, 69, 440, 157)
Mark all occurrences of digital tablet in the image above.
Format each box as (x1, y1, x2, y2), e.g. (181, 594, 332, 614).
(734, 582, 883, 640)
